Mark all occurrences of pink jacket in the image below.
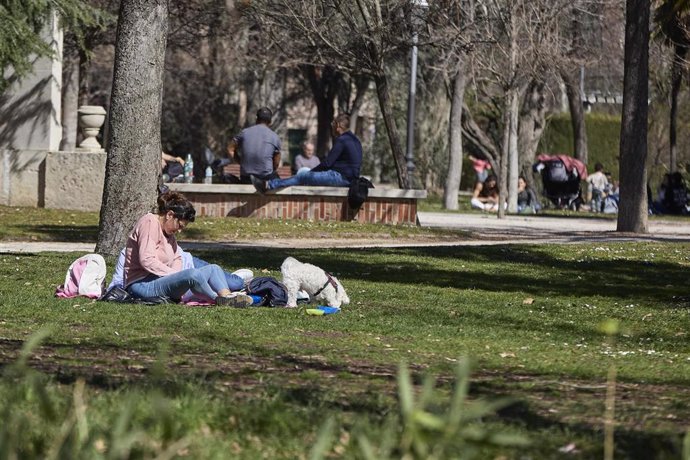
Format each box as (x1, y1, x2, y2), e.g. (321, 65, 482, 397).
(124, 213, 182, 287)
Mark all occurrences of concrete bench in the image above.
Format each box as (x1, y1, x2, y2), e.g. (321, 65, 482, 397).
(167, 183, 427, 225)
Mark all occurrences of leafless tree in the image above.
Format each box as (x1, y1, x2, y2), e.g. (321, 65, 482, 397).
(244, 0, 426, 188)
(423, 0, 480, 209)
(462, 0, 566, 216)
(654, 0, 690, 173)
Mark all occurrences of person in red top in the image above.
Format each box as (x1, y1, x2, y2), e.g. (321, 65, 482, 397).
(469, 154, 492, 184)
(124, 191, 251, 307)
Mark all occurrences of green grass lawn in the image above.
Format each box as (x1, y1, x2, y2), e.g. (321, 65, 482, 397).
(0, 205, 466, 244)
(1, 237, 689, 458)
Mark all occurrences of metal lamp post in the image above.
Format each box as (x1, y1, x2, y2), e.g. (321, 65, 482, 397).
(405, 0, 428, 185)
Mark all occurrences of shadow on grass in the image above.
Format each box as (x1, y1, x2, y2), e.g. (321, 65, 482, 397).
(1, 335, 683, 459)
(195, 244, 689, 305)
(7, 224, 99, 242)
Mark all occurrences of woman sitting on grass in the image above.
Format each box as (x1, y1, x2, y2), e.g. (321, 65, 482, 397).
(470, 174, 501, 212)
(124, 191, 251, 307)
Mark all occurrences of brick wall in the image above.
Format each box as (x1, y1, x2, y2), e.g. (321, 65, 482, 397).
(182, 192, 418, 224)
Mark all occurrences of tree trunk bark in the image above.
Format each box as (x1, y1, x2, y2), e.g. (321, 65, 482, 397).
(374, 73, 409, 189)
(561, 68, 589, 165)
(443, 65, 467, 210)
(498, 94, 511, 219)
(669, 46, 686, 174)
(96, 0, 169, 256)
(461, 104, 499, 170)
(617, 0, 649, 233)
(349, 76, 370, 133)
(304, 65, 339, 157)
(518, 80, 547, 179)
(507, 89, 520, 214)
(60, 48, 79, 151)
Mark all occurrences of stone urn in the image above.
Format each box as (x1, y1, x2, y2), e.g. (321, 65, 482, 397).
(76, 105, 107, 152)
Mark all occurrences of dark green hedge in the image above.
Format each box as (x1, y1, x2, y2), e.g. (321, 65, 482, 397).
(539, 113, 621, 175)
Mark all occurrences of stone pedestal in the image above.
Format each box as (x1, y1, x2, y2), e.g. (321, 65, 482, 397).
(76, 105, 106, 152)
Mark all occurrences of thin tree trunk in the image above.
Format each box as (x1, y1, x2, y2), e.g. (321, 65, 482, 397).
(561, 68, 589, 165)
(444, 65, 467, 210)
(669, 46, 686, 173)
(461, 104, 499, 170)
(507, 89, 520, 214)
(349, 76, 369, 132)
(304, 65, 338, 157)
(518, 80, 547, 179)
(498, 94, 511, 219)
(238, 88, 247, 128)
(96, 0, 169, 256)
(374, 73, 409, 189)
(617, 0, 649, 233)
(60, 48, 79, 151)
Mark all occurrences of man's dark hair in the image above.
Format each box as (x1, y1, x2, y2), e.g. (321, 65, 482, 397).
(333, 113, 350, 130)
(595, 162, 604, 172)
(256, 107, 273, 124)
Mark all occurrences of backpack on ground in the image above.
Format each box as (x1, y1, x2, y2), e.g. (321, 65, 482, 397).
(246, 276, 288, 307)
(100, 285, 172, 305)
(55, 254, 107, 299)
(348, 177, 374, 209)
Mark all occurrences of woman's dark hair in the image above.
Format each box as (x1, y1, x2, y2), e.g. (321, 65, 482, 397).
(157, 191, 196, 222)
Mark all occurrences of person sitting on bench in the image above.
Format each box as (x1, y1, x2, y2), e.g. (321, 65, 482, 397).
(251, 113, 362, 193)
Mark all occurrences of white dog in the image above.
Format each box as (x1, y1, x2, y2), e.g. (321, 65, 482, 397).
(281, 257, 350, 308)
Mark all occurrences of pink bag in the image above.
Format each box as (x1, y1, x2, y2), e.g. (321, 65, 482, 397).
(55, 254, 107, 299)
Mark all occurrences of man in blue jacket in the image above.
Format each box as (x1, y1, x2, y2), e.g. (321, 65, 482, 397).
(251, 113, 362, 193)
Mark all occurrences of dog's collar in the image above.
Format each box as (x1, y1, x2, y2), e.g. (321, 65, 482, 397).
(313, 272, 338, 297)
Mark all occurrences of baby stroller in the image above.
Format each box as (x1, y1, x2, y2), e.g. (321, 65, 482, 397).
(533, 154, 588, 210)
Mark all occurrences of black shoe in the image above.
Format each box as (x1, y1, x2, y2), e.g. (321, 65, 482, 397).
(250, 175, 268, 194)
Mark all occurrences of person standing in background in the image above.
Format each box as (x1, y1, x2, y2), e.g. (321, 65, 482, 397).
(469, 154, 492, 184)
(251, 113, 362, 192)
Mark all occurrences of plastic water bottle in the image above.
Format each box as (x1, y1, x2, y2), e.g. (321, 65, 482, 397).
(184, 154, 194, 183)
(204, 166, 213, 184)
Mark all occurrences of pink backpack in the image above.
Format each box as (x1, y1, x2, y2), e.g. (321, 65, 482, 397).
(55, 254, 107, 299)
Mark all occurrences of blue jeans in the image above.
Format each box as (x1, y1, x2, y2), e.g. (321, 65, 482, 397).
(267, 170, 350, 189)
(192, 256, 243, 291)
(127, 264, 228, 301)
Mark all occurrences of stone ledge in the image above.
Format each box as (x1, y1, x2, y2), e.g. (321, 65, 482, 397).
(167, 182, 425, 224)
(167, 183, 427, 199)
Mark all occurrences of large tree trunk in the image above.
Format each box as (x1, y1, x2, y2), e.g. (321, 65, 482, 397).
(60, 46, 79, 151)
(617, 0, 649, 233)
(443, 65, 467, 210)
(374, 73, 409, 189)
(561, 68, 589, 165)
(96, 0, 169, 256)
